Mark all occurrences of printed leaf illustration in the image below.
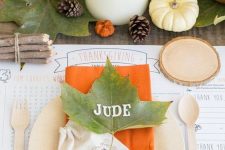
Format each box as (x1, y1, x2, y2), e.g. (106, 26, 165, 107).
(0, 0, 96, 40)
(61, 60, 171, 134)
(196, 0, 225, 27)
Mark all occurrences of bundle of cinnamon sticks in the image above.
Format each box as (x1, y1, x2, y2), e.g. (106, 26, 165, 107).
(0, 34, 55, 64)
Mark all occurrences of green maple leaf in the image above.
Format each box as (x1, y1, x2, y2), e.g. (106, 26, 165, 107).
(196, 0, 225, 27)
(0, 0, 96, 40)
(61, 60, 171, 134)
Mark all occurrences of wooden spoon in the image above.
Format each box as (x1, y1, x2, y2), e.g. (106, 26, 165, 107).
(178, 95, 199, 150)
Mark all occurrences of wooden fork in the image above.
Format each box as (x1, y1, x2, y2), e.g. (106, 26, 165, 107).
(11, 100, 30, 150)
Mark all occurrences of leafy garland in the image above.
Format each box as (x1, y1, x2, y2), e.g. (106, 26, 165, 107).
(0, 0, 96, 40)
(196, 0, 225, 27)
(0, 0, 224, 40)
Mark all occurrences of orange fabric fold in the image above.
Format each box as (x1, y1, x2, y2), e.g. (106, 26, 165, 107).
(65, 65, 154, 150)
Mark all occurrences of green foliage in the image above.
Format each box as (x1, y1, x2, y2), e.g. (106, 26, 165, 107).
(0, 0, 96, 40)
(61, 59, 171, 134)
(196, 0, 225, 27)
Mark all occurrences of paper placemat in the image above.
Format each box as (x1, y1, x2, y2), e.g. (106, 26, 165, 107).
(0, 45, 225, 150)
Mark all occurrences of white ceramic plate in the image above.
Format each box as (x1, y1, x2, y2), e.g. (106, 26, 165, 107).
(28, 97, 185, 150)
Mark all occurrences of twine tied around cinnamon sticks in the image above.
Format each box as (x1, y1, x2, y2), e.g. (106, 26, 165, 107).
(14, 33, 20, 64)
(0, 33, 55, 64)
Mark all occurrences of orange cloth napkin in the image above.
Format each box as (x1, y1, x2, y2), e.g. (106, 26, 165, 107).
(65, 65, 154, 150)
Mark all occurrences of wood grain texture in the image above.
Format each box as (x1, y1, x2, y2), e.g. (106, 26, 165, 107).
(54, 21, 225, 46)
(0, 0, 224, 46)
(55, 11, 225, 46)
(0, 22, 18, 34)
(159, 37, 221, 86)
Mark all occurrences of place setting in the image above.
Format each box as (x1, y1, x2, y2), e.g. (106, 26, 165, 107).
(0, 0, 225, 150)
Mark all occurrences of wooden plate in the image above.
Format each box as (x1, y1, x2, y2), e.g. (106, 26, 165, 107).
(159, 37, 220, 86)
(154, 111, 185, 150)
(28, 97, 185, 150)
(28, 97, 67, 150)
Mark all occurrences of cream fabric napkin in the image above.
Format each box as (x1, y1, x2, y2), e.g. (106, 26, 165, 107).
(58, 121, 128, 150)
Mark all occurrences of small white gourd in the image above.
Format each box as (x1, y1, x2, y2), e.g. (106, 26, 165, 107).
(149, 0, 199, 32)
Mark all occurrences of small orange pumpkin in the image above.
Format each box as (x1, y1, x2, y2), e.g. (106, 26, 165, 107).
(95, 20, 115, 37)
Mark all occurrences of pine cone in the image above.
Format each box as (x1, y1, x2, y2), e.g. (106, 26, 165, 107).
(57, 0, 84, 17)
(129, 15, 150, 43)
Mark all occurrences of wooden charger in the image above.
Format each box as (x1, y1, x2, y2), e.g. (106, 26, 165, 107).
(159, 37, 220, 86)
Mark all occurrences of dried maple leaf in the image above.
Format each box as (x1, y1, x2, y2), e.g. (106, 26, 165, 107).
(61, 59, 171, 134)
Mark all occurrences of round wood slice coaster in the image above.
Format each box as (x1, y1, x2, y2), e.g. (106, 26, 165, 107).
(159, 37, 221, 86)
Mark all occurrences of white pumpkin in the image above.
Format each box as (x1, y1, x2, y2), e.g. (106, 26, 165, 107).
(149, 0, 199, 32)
(85, 0, 149, 25)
